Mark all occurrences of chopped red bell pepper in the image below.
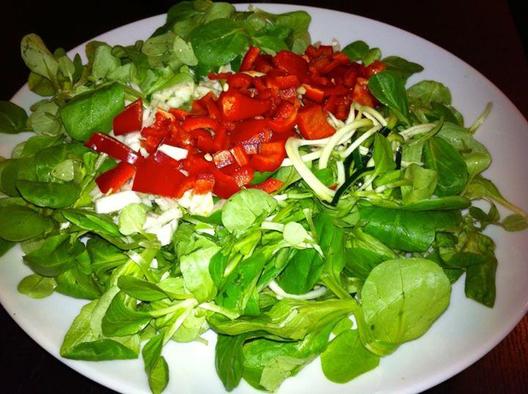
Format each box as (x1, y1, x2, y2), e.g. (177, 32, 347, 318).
(85, 132, 141, 164)
(182, 153, 215, 175)
(219, 91, 271, 121)
(213, 150, 235, 169)
(182, 117, 221, 133)
(212, 168, 240, 199)
(268, 100, 299, 133)
(168, 108, 189, 121)
(240, 46, 261, 72)
(365, 60, 386, 77)
(222, 164, 254, 187)
(132, 155, 189, 198)
(268, 75, 300, 89)
(352, 77, 377, 107)
(113, 99, 143, 136)
(230, 145, 249, 166)
(302, 84, 325, 102)
(95, 162, 136, 194)
(193, 173, 215, 194)
(249, 178, 284, 193)
(250, 142, 286, 172)
(230, 119, 273, 153)
(254, 54, 274, 73)
(297, 105, 336, 140)
(273, 51, 308, 82)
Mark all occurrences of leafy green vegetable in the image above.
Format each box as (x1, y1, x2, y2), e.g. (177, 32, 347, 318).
(215, 334, 247, 391)
(221, 189, 277, 234)
(16, 180, 80, 208)
(60, 83, 124, 141)
(142, 334, 169, 394)
(361, 258, 451, 349)
(0, 206, 54, 241)
(382, 56, 424, 81)
(17, 274, 57, 298)
(0, 101, 28, 134)
(321, 329, 379, 383)
(368, 71, 410, 125)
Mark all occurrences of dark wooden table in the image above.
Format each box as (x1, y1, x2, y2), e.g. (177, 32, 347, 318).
(1, 1, 526, 393)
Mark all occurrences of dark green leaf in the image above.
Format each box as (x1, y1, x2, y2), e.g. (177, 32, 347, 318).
(102, 291, 152, 337)
(118, 275, 169, 301)
(368, 71, 410, 125)
(142, 333, 169, 394)
(0, 101, 28, 134)
(382, 56, 424, 81)
(0, 206, 54, 242)
(17, 180, 80, 208)
(215, 334, 247, 391)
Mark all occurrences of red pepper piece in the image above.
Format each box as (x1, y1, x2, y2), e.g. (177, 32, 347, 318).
(240, 46, 261, 72)
(352, 77, 377, 107)
(132, 155, 189, 198)
(268, 75, 300, 89)
(273, 51, 308, 82)
(168, 108, 189, 121)
(343, 67, 358, 88)
(324, 85, 349, 97)
(219, 91, 271, 122)
(249, 178, 284, 193)
(297, 105, 336, 140)
(222, 164, 254, 187)
(182, 154, 215, 175)
(182, 116, 221, 133)
(113, 99, 143, 136)
(213, 150, 235, 169)
(230, 145, 249, 166)
(254, 54, 274, 73)
(230, 119, 273, 153)
(365, 60, 386, 77)
(269, 99, 299, 133)
(194, 173, 215, 195)
(189, 129, 214, 153)
(85, 132, 141, 164)
(212, 169, 240, 199)
(250, 142, 286, 172)
(302, 84, 325, 102)
(96, 162, 136, 194)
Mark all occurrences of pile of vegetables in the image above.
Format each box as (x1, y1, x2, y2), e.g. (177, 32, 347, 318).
(0, 1, 527, 393)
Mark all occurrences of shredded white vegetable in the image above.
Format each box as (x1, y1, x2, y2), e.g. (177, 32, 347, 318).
(268, 280, 327, 300)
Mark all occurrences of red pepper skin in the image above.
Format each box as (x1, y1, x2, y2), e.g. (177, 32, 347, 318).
(219, 91, 271, 122)
(182, 154, 215, 175)
(213, 150, 235, 169)
(352, 77, 377, 107)
(193, 173, 215, 194)
(230, 119, 273, 153)
(297, 105, 336, 140)
(113, 99, 143, 136)
(268, 100, 299, 133)
(273, 51, 308, 82)
(222, 164, 254, 187)
(302, 84, 325, 102)
(249, 178, 284, 193)
(230, 145, 249, 167)
(132, 155, 189, 198)
(182, 117, 221, 133)
(240, 46, 261, 71)
(250, 142, 286, 172)
(365, 60, 386, 77)
(96, 162, 136, 194)
(212, 169, 240, 199)
(85, 132, 141, 164)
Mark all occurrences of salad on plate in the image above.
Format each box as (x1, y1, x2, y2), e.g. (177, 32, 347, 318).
(0, 1, 526, 393)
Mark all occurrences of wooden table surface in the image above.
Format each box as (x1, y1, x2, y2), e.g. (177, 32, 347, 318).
(1, 1, 526, 393)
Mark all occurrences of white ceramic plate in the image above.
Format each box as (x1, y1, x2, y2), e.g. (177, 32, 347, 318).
(1, 4, 527, 394)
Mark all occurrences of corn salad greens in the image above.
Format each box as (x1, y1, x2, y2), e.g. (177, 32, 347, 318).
(0, 1, 527, 393)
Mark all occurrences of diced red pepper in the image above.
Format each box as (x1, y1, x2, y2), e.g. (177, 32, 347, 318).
(249, 178, 284, 193)
(132, 155, 189, 198)
(85, 132, 141, 164)
(365, 60, 386, 77)
(95, 162, 136, 194)
(182, 117, 221, 133)
(352, 77, 377, 107)
(213, 150, 235, 169)
(273, 51, 308, 82)
(250, 142, 286, 172)
(230, 145, 249, 166)
(230, 119, 273, 154)
(268, 75, 300, 89)
(168, 108, 189, 121)
(219, 91, 271, 122)
(182, 154, 215, 175)
(240, 46, 261, 72)
(189, 129, 215, 153)
(268, 100, 299, 133)
(254, 54, 274, 73)
(194, 173, 215, 195)
(297, 105, 335, 140)
(212, 169, 240, 199)
(222, 165, 254, 187)
(113, 99, 143, 136)
(302, 84, 325, 102)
